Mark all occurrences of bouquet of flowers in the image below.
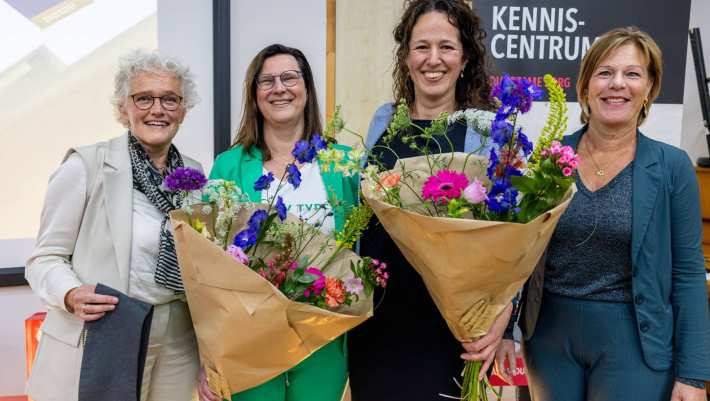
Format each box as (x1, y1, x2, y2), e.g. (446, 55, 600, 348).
(341, 74, 577, 400)
(166, 137, 387, 398)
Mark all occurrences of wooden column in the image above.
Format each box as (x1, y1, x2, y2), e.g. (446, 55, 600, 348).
(326, 0, 336, 120)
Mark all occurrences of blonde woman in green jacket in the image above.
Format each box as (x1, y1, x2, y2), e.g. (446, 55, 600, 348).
(199, 44, 358, 401)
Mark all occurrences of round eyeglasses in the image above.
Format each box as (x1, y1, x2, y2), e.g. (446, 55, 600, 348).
(131, 94, 183, 111)
(255, 70, 303, 90)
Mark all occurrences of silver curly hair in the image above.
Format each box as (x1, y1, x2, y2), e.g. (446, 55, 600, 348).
(113, 49, 200, 126)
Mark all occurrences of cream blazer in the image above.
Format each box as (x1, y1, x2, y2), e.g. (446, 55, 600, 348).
(25, 134, 202, 401)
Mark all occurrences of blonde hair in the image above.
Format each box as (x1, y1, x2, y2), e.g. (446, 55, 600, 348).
(576, 27, 662, 126)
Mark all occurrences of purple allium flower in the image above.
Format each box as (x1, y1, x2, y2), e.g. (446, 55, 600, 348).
(253, 172, 274, 192)
(275, 196, 287, 221)
(286, 163, 302, 188)
(163, 167, 207, 192)
(292, 140, 316, 163)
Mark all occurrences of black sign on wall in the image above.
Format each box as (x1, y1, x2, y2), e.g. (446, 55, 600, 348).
(473, 0, 692, 103)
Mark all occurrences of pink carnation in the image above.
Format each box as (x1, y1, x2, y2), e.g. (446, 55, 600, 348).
(463, 178, 487, 204)
(562, 167, 573, 176)
(422, 170, 469, 205)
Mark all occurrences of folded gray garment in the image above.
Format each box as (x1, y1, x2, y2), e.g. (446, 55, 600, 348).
(79, 283, 154, 401)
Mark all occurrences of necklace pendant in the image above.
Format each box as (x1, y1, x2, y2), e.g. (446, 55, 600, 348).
(595, 169, 605, 177)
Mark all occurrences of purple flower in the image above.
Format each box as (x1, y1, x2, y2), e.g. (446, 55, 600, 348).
(286, 163, 302, 188)
(163, 167, 207, 192)
(487, 148, 499, 179)
(233, 226, 257, 249)
(310, 134, 327, 151)
(292, 140, 316, 163)
(492, 74, 521, 110)
(517, 79, 542, 113)
(253, 172, 274, 192)
(275, 196, 287, 221)
(516, 129, 533, 156)
(486, 179, 519, 213)
(492, 74, 543, 114)
(248, 210, 268, 229)
(491, 119, 514, 146)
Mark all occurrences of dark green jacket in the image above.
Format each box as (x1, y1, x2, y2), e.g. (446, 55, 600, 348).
(209, 143, 359, 232)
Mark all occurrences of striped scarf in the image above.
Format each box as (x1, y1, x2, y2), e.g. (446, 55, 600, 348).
(127, 133, 185, 293)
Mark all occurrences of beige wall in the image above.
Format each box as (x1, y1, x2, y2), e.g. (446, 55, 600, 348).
(334, 0, 404, 147)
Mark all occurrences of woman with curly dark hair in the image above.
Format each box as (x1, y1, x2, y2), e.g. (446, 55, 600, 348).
(348, 1, 511, 400)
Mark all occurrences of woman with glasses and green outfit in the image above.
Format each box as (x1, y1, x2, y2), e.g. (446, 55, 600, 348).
(197, 44, 358, 401)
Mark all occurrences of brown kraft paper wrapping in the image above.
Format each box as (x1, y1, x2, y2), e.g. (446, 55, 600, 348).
(361, 153, 575, 341)
(170, 207, 372, 398)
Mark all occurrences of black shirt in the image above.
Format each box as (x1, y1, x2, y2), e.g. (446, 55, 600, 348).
(348, 120, 468, 401)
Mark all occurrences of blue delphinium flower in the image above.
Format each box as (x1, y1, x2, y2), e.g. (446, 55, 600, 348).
(234, 209, 270, 249)
(487, 148, 499, 179)
(490, 119, 514, 146)
(275, 196, 287, 221)
(516, 129, 533, 156)
(248, 210, 269, 228)
(517, 78, 543, 113)
(286, 163, 302, 188)
(292, 139, 316, 163)
(253, 172, 275, 192)
(233, 226, 257, 249)
(310, 134, 327, 151)
(486, 179, 519, 213)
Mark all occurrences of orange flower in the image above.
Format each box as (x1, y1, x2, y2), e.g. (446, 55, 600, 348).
(379, 172, 401, 189)
(325, 277, 346, 308)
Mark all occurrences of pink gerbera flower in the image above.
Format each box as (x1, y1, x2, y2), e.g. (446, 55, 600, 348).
(422, 170, 469, 205)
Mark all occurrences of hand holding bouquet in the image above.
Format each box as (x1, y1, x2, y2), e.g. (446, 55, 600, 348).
(336, 74, 578, 400)
(165, 136, 387, 397)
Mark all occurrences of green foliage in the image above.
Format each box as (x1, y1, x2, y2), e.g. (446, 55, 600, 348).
(336, 201, 374, 249)
(383, 99, 412, 145)
(324, 105, 345, 140)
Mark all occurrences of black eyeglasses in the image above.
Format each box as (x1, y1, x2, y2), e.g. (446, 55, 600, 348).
(255, 70, 303, 90)
(131, 94, 183, 111)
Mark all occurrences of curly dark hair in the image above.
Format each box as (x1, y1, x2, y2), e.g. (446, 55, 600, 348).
(393, 0, 495, 111)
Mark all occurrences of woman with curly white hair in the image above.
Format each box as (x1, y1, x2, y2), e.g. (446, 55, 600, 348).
(25, 49, 203, 401)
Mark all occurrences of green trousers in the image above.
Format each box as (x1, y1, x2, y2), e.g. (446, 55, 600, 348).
(229, 336, 348, 401)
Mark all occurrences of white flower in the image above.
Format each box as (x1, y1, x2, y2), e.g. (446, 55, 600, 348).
(448, 108, 495, 137)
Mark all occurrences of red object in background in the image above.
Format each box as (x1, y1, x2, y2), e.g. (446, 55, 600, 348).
(489, 356, 528, 386)
(24, 312, 45, 401)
